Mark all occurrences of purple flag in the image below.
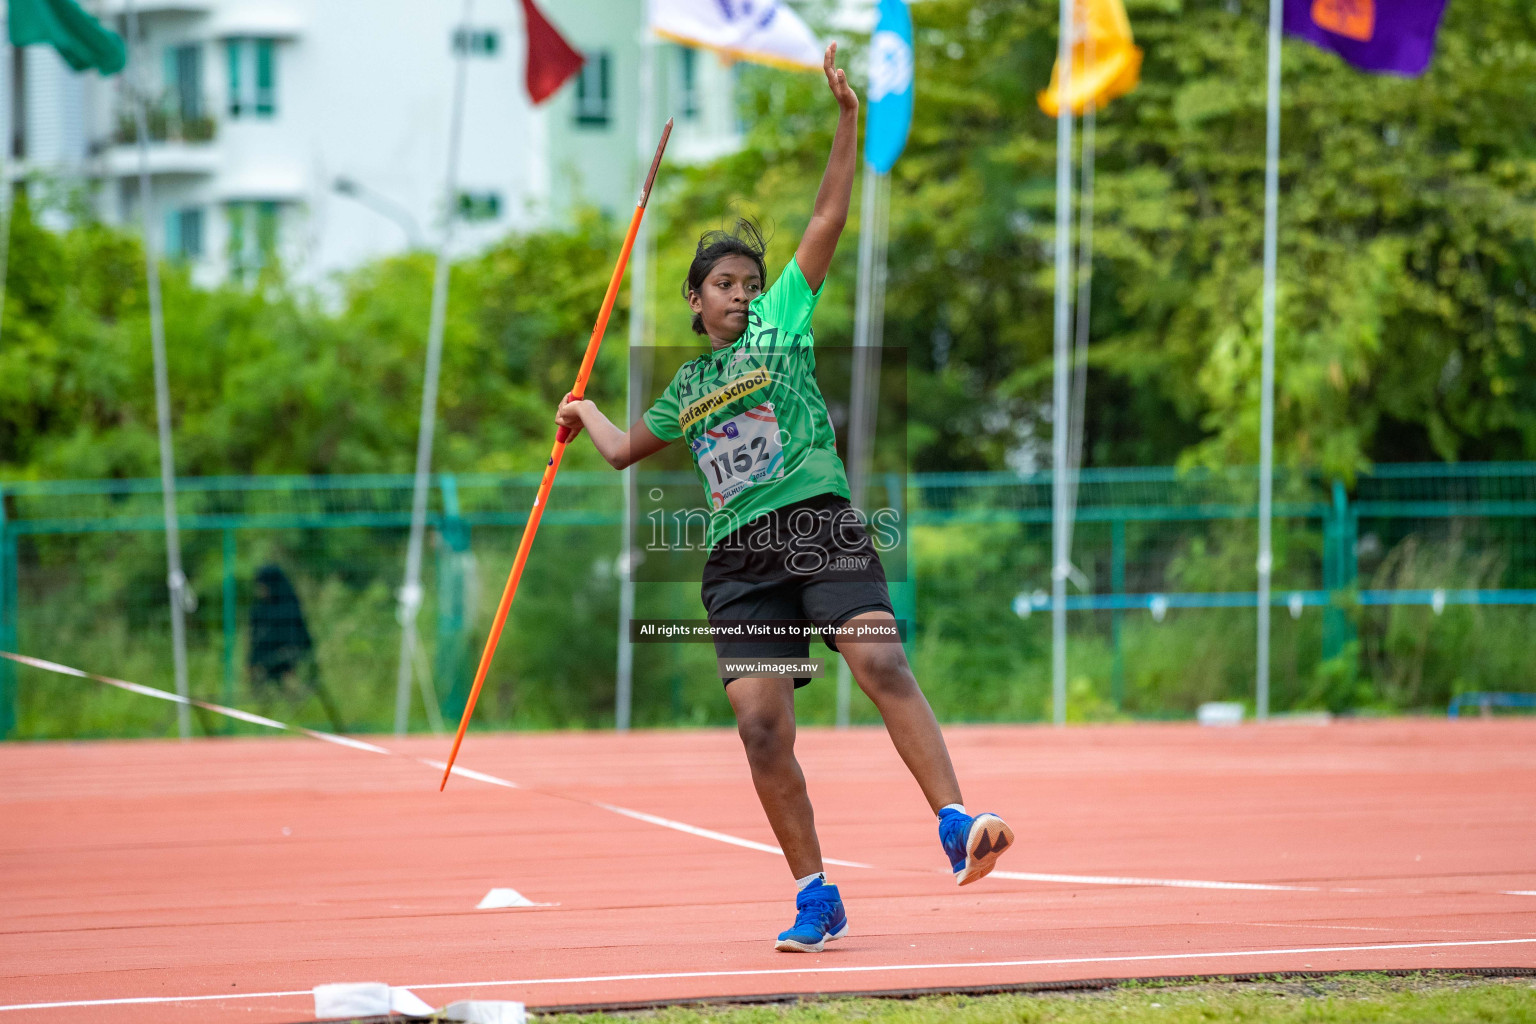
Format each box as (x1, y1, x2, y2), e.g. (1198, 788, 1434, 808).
(1283, 0, 1449, 76)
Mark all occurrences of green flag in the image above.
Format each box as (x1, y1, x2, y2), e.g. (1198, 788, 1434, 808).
(7, 0, 126, 75)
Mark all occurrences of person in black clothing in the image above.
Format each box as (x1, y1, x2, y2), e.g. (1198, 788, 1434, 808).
(248, 563, 343, 730)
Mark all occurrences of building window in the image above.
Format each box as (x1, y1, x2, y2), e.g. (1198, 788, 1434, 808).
(456, 191, 501, 222)
(165, 207, 204, 261)
(227, 200, 279, 279)
(452, 28, 499, 56)
(165, 44, 203, 121)
(226, 38, 276, 118)
(732, 62, 748, 136)
(676, 46, 699, 121)
(573, 51, 610, 127)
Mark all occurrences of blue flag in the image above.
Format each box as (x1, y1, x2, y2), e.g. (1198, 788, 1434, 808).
(865, 0, 914, 174)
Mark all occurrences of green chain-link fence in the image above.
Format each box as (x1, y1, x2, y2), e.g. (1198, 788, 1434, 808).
(4, 463, 1535, 738)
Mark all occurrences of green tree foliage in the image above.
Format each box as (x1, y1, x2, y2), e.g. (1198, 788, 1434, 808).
(879, 0, 1536, 475)
(0, 198, 627, 478)
(5, 1, 1536, 480)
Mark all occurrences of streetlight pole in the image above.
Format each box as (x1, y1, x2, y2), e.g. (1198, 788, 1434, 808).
(393, 0, 474, 735)
(333, 177, 424, 248)
(126, 0, 193, 739)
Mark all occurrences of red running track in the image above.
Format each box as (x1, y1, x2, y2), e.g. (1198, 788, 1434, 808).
(2, 719, 1534, 1022)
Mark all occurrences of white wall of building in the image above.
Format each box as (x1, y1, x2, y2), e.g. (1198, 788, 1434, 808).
(5, 0, 752, 286)
(83, 0, 554, 287)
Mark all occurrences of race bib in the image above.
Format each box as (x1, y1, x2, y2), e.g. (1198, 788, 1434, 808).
(689, 401, 786, 509)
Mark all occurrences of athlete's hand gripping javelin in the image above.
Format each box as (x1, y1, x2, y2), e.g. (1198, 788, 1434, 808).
(823, 40, 859, 114)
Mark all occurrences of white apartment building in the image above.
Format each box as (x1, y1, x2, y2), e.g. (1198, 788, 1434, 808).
(1, 0, 743, 285)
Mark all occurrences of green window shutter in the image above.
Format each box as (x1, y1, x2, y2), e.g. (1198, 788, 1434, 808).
(574, 51, 611, 126)
(679, 46, 698, 120)
(255, 39, 274, 116)
(227, 202, 246, 274)
(164, 208, 182, 258)
(226, 39, 242, 117)
(183, 209, 204, 259)
(176, 45, 203, 120)
(256, 202, 278, 257)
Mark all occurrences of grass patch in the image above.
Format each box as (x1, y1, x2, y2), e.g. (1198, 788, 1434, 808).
(535, 972, 1536, 1023)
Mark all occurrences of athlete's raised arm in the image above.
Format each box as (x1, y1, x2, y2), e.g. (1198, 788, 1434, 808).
(794, 42, 859, 294)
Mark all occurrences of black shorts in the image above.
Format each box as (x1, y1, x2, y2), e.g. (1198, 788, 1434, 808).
(702, 492, 896, 687)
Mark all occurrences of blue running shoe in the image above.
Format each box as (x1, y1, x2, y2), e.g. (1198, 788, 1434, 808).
(774, 878, 849, 953)
(939, 808, 1014, 885)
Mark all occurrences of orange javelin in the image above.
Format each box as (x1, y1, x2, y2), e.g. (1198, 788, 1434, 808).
(440, 118, 673, 790)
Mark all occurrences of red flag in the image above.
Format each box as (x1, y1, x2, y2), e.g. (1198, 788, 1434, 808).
(520, 0, 584, 105)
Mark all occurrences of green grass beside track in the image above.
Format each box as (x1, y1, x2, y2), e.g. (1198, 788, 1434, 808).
(537, 973, 1536, 1023)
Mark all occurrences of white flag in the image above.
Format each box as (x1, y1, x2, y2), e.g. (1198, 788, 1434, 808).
(648, 0, 824, 71)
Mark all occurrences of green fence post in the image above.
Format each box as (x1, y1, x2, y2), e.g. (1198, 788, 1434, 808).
(221, 529, 237, 731)
(886, 472, 917, 654)
(1340, 483, 1358, 652)
(0, 486, 16, 739)
(436, 474, 472, 720)
(1322, 480, 1355, 661)
(1111, 517, 1126, 708)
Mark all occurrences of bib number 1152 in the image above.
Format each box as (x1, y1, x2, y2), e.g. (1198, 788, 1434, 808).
(692, 402, 785, 508)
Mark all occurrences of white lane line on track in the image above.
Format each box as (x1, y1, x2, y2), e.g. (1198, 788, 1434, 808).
(3, 937, 1533, 1013)
(418, 758, 519, 789)
(591, 801, 874, 869)
(990, 871, 1315, 892)
(3, 652, 1525, 900)
(0, 651, 393, 755)
(1, 651, 867, 866)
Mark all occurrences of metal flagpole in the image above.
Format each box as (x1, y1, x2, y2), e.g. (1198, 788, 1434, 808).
(1257, 0, 1282, 722)
(616, 25, 657, 732)
(0, 23, 11, 353)
(837, 161, 882, 728)
(1065, 28, 1097, 566)
(1050, 0, 1076, 727)
(125, 0, 192, 739)
(395, 0, 474, 735)
(871, 173, 890, 358)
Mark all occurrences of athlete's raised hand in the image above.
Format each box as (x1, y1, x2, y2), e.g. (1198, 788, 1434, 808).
(823, 42, 858, 115)
(795, 43, 859, 293)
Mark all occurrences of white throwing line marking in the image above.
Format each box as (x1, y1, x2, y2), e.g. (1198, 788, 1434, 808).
(2, 937, 1533, 1013)
(418, 758, 519, 789)
(991, 871, 1315, 892)
(4, 652, 1524, 899)
(0, 651, 391, 755)
(0, 652, 869, 867)
(592, 801, 874, 869)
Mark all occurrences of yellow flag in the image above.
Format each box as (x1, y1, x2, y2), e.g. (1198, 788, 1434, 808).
(1038, 0, 1143, 117)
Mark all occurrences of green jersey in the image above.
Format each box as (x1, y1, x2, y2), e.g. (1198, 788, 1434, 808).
(643, 257, 851, 549)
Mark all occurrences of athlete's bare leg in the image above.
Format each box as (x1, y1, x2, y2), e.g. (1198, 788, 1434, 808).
(837, 610, 963, 813)
(726, 675, 824, 878)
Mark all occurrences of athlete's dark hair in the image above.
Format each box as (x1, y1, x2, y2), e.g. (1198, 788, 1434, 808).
(682, 218, 768, 336)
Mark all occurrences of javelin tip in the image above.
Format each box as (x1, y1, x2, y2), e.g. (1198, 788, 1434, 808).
(639, 120, 674, 207)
